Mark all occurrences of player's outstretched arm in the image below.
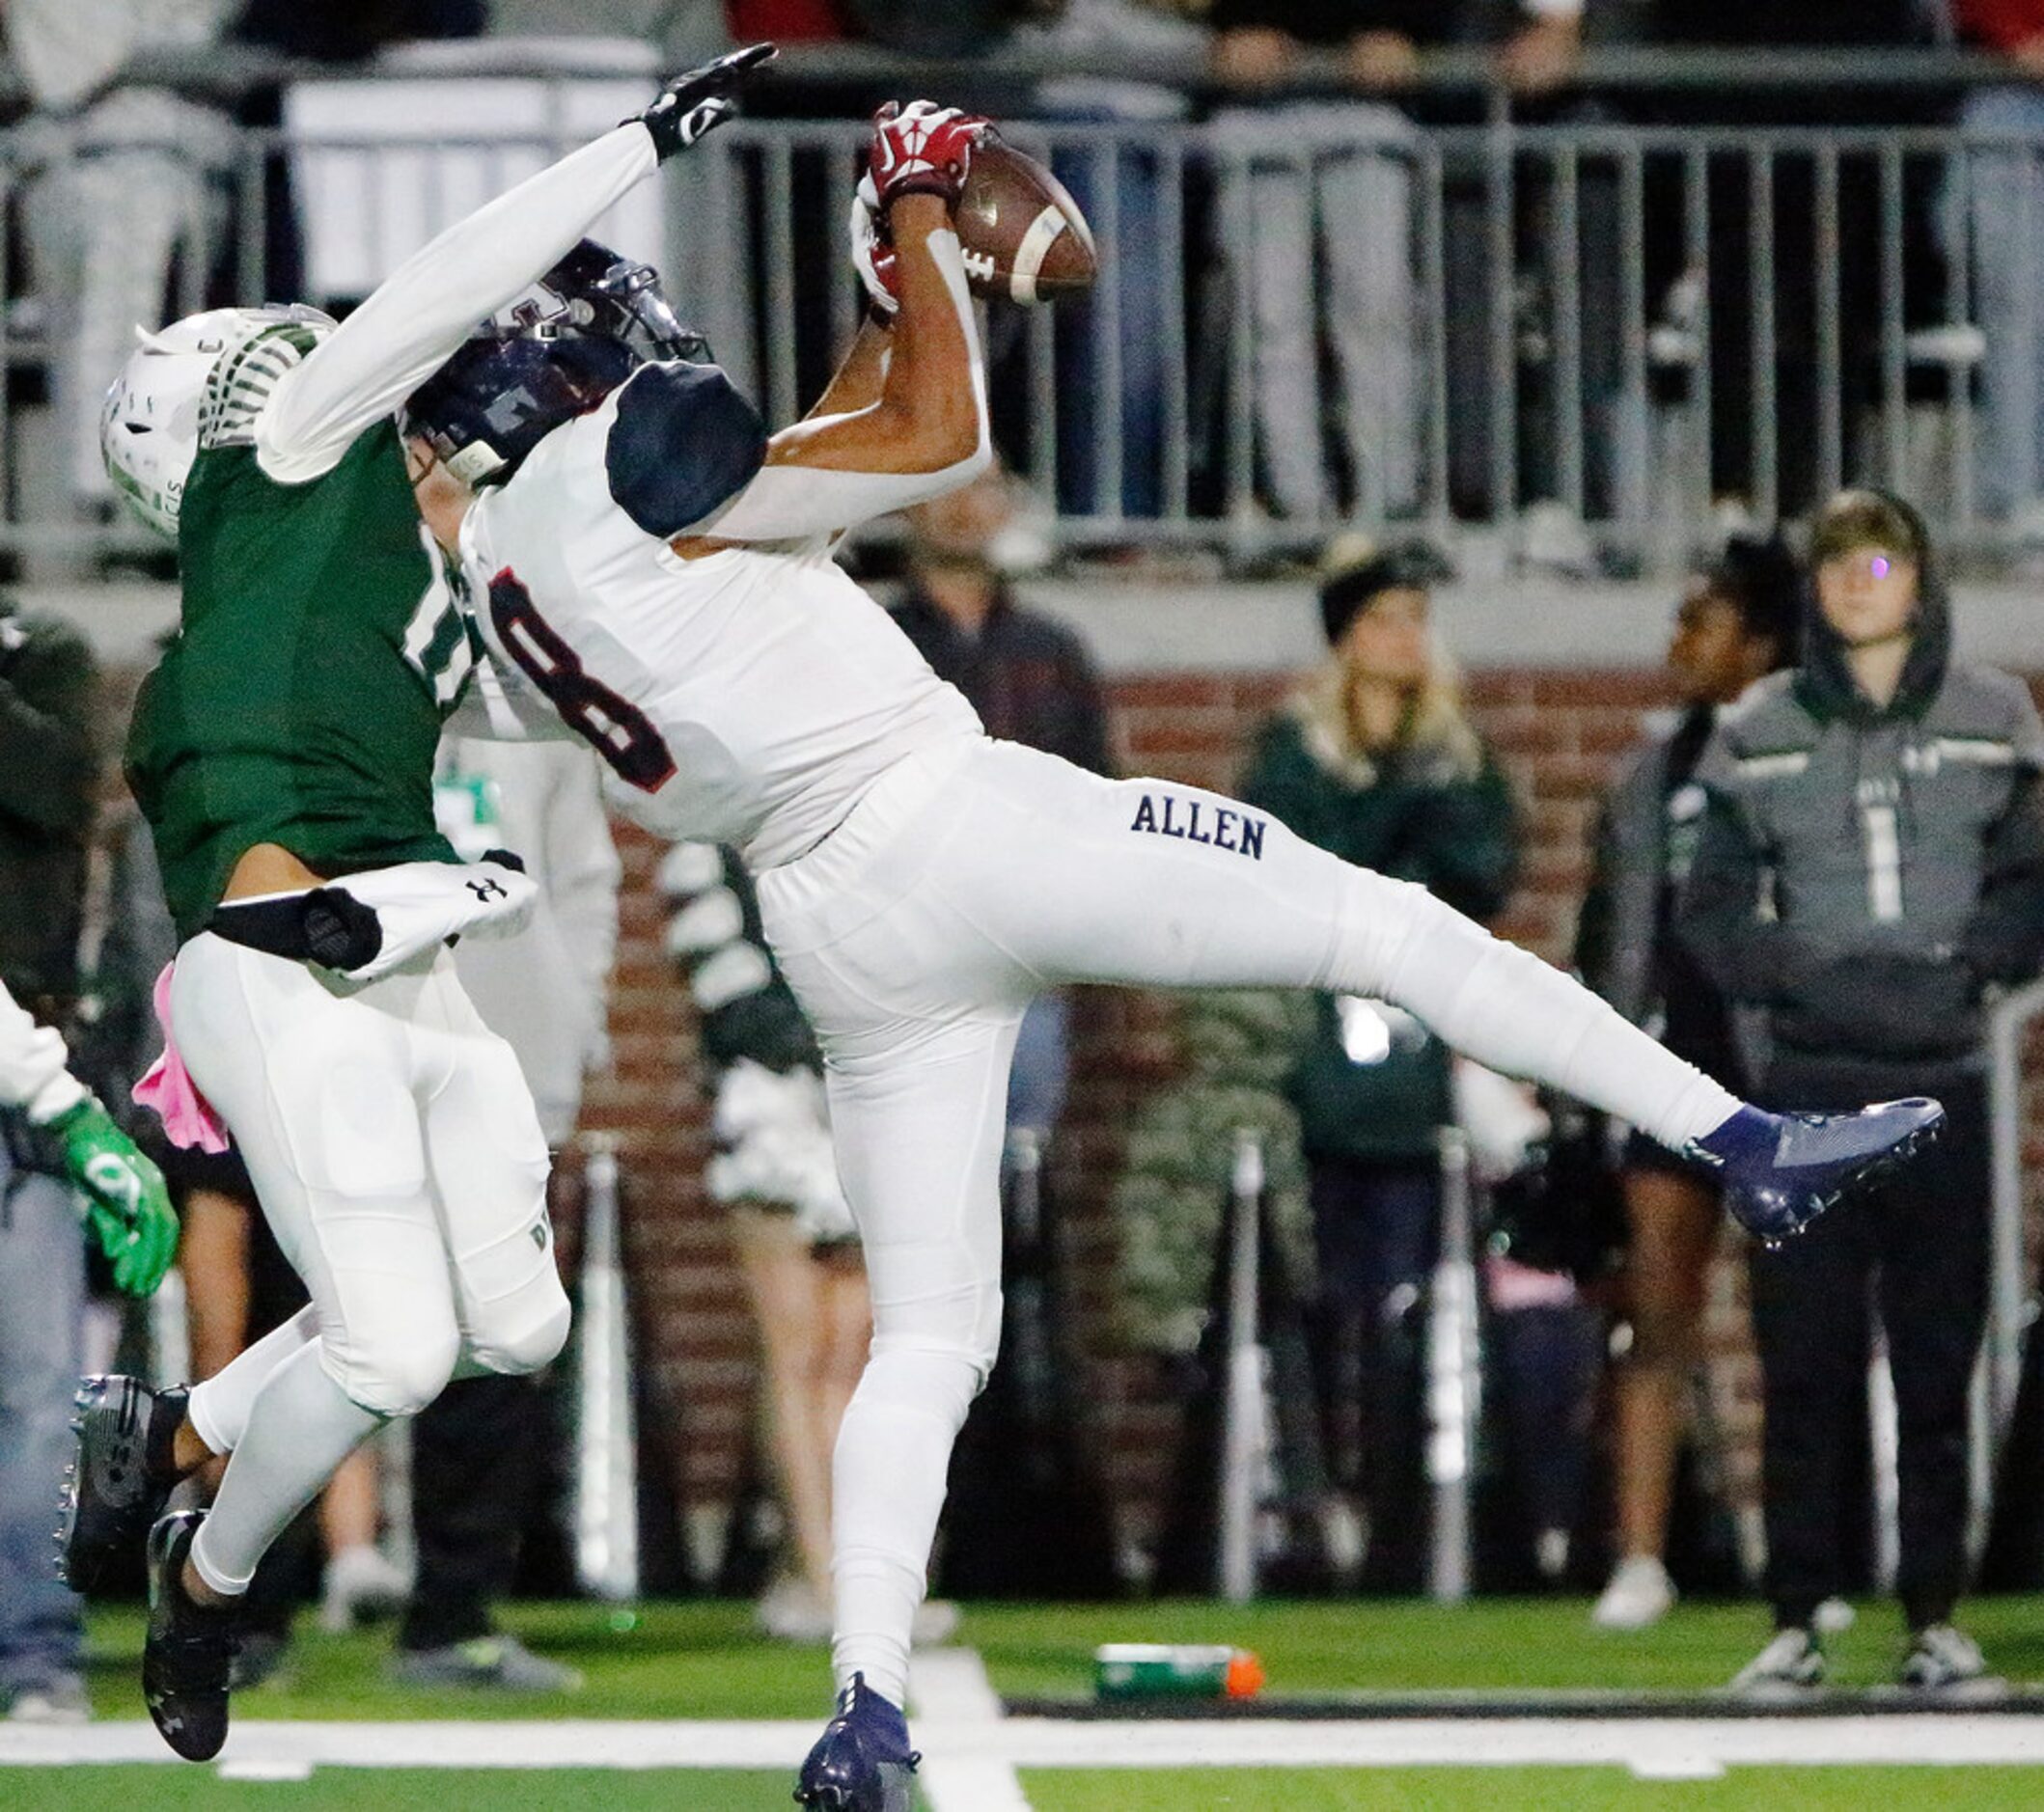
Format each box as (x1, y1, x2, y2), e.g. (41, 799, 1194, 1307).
(260, 45, 776, 484)
(686, 104, 992, 543)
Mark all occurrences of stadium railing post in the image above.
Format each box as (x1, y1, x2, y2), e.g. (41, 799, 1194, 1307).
(1427, 1126, 1479, 1605)
(572, 1132, 640, 1602)
(1218, 1127, 1267, 1606)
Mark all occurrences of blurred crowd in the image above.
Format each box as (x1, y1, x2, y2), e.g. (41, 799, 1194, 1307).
(15, 3, 2044, 560)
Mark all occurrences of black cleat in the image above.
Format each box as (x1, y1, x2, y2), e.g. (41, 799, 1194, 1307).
(1687, 1097, 1945, 1244)
(794, 1673, 920, 1811)
(58, 1374, 184, 1594)
(144, 1510, 237, 1761)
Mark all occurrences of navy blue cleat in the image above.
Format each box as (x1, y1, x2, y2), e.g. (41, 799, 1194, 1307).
(794, 1672, 920, 1811)
(144, 1510, 237, 1761)
(1687, 1097, 1945, 1244)
(58, 1374, 184, 1594)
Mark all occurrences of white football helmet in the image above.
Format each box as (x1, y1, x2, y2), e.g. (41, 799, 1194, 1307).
(100, 304, 335, 537)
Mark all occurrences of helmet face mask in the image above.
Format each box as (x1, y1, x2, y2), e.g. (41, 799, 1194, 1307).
(498, 239, 709, 368)
(405, 238, 709, 487)
(101, 303, 335, 538)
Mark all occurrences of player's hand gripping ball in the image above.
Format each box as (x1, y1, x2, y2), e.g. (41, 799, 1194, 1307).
(868, 98, 988, 212)
(853, 115, 1096, 314)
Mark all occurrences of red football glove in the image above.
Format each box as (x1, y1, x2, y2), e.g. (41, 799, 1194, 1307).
(867, 98, 987, 214)
(848, 174, 899, 318)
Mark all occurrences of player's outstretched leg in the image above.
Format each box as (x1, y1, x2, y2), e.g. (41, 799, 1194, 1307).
(795, 1673, 921, 1812)
(927, 752, 1949, 1245)
(1686, 1097, 1947, 1243)
(143, 1510, 237, 1761)
(57, 1375, 188, 1594)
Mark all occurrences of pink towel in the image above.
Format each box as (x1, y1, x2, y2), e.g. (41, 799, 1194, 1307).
(132, 963, 230, 1154)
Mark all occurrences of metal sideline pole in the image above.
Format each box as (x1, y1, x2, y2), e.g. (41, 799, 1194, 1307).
(1218, 1127, 1266, 1606)
(1428, 1125, 1479, 1605)
(572, 1132, 640, 1602)
(1986, 978, 2044, 1444)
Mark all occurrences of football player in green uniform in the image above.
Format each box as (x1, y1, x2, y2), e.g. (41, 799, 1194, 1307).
(59, 45, 774, 1761)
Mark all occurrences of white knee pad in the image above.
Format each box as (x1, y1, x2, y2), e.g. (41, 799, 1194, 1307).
(870, 1282, 1003, 1399)
(464, 1272, 572, 1379)
(326, 1320, 460, 1419)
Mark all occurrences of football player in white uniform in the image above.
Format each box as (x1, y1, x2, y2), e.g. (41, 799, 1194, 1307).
(402, 100, 1943, 1812)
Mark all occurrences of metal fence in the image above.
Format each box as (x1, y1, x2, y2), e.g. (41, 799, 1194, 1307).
(15, 95, 2044, 567)
(7, 39, 2044, 565)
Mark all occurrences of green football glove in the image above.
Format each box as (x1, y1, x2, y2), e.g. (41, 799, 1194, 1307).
(48, 1097, 179, 1297)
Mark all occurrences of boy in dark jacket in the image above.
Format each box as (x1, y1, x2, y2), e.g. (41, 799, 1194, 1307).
(1680, 490, 2044, 1692)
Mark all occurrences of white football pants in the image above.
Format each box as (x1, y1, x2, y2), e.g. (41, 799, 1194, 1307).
(172, 934, 566, 1594)
(757, 736, 1740, 1707)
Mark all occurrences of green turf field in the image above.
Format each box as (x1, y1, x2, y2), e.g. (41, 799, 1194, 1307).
(14, 1767, 2044, 1812)
(1022, 1769, 2044, 1810)
(72, 1593, 2044, 1717)
(0, 1768, 793, 1811)
(970, 1595, 2044, 1699)
(13, 1596, 2043, 1812)
(79, 1600, 833, 1721)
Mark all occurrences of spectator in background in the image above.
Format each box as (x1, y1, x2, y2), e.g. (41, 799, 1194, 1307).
(8, 0, 236, 540)
(1575, 535, 1798, 1630)
(1633, 0, 1939, 520)
(1017, 0, 1213, 523)
(1950, 1, 2044, 540)
(0, 600, 97, 1719)
(1208, 0, 1579, 528)
(234, 0, 486, 60)
(1239, 537, 1520, 1589)
(393, 736, 623, 1690)
(1681, 490, 2044, 1693)
(890, 471, 1114, 1142)
(2, 599, 177, 1720)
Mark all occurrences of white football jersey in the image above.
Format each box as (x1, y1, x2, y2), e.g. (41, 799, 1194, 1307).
(460, 367, 982, 868)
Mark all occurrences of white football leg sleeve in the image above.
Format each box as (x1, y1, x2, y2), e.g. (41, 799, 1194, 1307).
(186, 1304, 318, 1457)
(190, 1341, 384, 1598)
(818, 1014, 1017, 1707)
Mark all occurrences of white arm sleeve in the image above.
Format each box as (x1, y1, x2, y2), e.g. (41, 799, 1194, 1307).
(0, 975, 85, 1123)
(691, 229, 991, 543)
(255, 123, 661, 484)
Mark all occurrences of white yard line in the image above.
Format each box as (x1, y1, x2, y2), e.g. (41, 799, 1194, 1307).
(6, 1712, 2044, 1781)
(912, 1647, 1036, 1812)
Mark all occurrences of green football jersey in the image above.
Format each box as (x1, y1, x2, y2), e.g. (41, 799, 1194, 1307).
(125, 422, 476, 942)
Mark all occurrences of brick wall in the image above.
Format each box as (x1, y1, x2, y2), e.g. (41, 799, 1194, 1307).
(569, 665, 1820, 1555)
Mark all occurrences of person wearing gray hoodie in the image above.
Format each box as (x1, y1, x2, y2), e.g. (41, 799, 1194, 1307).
(1680, 489, 2044, 1696)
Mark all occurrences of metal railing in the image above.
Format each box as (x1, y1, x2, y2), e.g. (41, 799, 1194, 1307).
(15, 51, 2044, 564)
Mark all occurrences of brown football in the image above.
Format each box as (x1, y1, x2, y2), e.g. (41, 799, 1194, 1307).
(953, 136, 1097, 305)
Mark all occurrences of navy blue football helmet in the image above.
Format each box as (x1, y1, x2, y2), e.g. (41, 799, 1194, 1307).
(403, 238, 709, 484)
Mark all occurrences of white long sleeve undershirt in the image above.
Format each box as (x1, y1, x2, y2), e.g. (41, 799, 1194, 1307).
(255, 122, 662, 484)
(0, 977, 85, 1124)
